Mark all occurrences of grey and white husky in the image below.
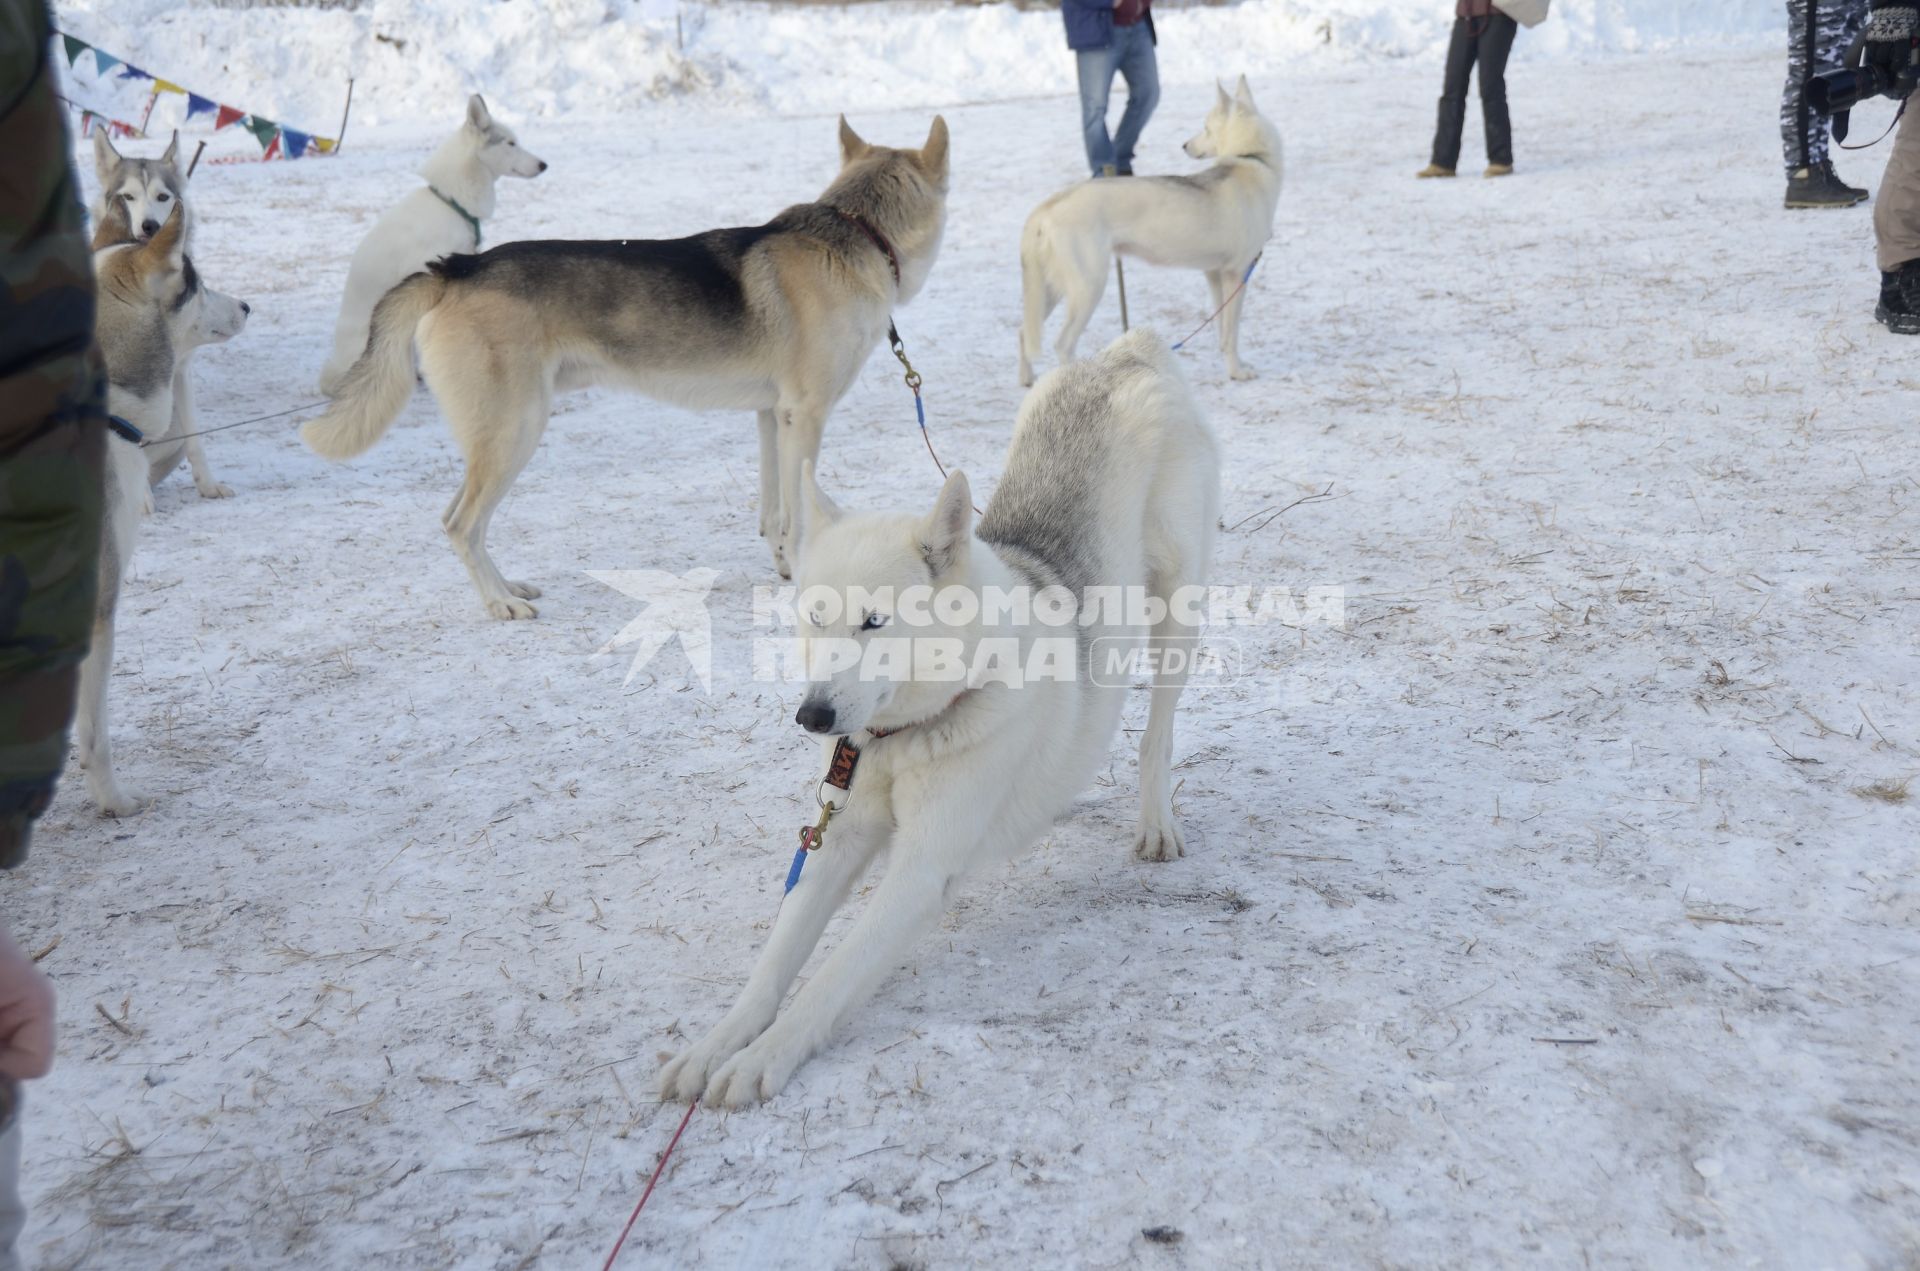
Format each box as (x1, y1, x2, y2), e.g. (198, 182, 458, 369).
(318, 94, 547, 398)
(661, 329, 1219, 1106)
(90, 129, 236, 499)
(1019, 77, 1282, 385)
(81, 214, 250, 815)
(302, 115, 950, 618)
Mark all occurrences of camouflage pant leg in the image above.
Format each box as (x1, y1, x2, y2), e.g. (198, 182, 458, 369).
(0, 0, 107, 867)
(1783, 0, 1872, 172)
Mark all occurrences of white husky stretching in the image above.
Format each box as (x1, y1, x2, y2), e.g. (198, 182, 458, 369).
(1019, 76, 1281, 385)
(83, 215, 250, 814)
(661, 330, 1219, 1106)
(318, 95, 545, 397)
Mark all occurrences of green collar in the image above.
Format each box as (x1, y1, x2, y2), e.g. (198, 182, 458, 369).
(429, 186, 482, 249)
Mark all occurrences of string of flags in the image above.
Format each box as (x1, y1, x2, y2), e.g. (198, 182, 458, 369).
(54, 30, 338, 161)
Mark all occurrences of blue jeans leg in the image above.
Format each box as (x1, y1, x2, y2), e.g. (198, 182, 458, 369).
(1110, 24, 1160, 173)
(1077, 46, 1120, 174)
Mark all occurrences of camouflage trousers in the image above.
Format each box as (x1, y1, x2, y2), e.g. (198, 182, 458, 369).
(0, 0, 107, 866)
(1783, 0, 1871, 173)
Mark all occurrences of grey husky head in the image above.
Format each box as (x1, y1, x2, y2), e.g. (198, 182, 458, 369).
(92, 129, 187, 247)
(1183, 75, 1278, 162)
(94, 213, 250, 400)
(461, 94, 547, 180)
(791, 462, 976, 737)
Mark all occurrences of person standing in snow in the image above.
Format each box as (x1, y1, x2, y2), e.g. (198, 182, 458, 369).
(1418, 1, 1521, 179)
(1782, 0, 1873, 207)
(1862, 0, 1920, 327)
(1063, 0, 1160, 177)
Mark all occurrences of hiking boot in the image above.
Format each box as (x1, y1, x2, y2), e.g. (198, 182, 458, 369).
(1785, 165, 1861, 208)
(1822, 159, 1868, 204)
(1485, 163, 1514, 177)
(1876, 262, 1920, 333)
(1417, 163, 1456, 179)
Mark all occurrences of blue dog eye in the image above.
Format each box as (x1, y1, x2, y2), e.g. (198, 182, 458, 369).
(862, 613, 888, 631)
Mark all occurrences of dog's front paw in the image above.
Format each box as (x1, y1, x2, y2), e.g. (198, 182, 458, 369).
(770, 542, 792, 581)
(659, 1013, 772, 1103)
(705, 1030, 812, 1108)
(91, 782, 148, 818)
(505, 580, 542, 600)
(1227, 363, 1258, 382)
(1133, 820, 1186, 862)
(195, 479, 235, 499)
(484, 595, 538, 620)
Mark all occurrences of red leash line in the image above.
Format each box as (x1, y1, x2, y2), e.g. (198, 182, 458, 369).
(600, 1100, 699, 1271)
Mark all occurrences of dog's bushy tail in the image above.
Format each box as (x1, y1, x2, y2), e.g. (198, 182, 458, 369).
(301, 271, 446, 461)
(1018, 208, 1056, 373)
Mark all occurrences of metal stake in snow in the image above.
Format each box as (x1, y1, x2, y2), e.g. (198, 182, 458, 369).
(600, 1100, 699, 1270)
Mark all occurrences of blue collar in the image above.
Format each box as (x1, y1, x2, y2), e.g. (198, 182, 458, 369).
(107, 414, 143, 444)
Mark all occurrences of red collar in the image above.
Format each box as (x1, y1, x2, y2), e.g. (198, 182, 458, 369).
(830, 206, 900, 287)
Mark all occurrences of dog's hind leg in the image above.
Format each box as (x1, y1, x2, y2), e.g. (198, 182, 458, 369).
(661, 807, 890, 1103)
(437, 374, 549, 619)
(756, 409, 780, 546)
(1052, 253, 1107, 371)
(1017, 251, 1054, 388)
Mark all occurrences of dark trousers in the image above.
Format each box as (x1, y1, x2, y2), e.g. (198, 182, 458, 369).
(1430, 13, 1518, 169)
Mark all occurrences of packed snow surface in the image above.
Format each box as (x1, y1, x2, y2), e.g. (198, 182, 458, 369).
(12, 4, 1920, 1269)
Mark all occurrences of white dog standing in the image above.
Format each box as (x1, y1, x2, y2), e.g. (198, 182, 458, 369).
(1019, 76, 1281, 384)
(661, 329, 1219, 1106)
(318, 94, 545, 396)
(83, 215, 250, 814)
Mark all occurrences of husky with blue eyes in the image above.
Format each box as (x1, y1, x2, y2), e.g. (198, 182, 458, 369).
(662, 329, 1220, 1106)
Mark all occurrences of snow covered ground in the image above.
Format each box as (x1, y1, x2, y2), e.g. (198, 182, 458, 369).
(10, 17, 1920, 1271)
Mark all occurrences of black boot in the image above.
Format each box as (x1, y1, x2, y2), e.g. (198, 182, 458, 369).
(1876, 261, 1920, 333)
(1786, 164, 1862, 209)
(1822, 159, 1869, 204)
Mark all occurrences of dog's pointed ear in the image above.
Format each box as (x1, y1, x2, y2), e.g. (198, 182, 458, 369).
(918, 115, 950, 181)
(920, 470, 973, 577)
(800, 459, 841, 540)
(1215, 80, 1233, 112)
(93, 128, 120, 181)
(161, 130, 181, 175)
(838, 115, 870, 166)
(1233, 75, 1257, 113)
(466, 94, 491, 131)
(142, 206, 187, 281)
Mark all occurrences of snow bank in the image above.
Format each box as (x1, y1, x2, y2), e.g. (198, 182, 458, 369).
(54, 0, 1781, 136)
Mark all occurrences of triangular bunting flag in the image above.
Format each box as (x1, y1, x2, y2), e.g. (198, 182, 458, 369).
(151, 78, 185, 95)
(314, 137, 336, 154)
(282, 129, 310, 159)
(117, 63, 151, 81)
(261, 132, 282, 161)
(61, 35, 86, 67)
(214, 104, 244, 131)
(93, 49, 120, 75)
(187, 93, 215, 119)
(242, 114, 278, 149)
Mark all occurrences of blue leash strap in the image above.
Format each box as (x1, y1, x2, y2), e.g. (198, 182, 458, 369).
(1171, 253, 1262, 351)
(784, 846, 809, 894)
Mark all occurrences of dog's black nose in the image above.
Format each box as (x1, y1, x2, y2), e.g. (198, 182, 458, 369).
(140, 219, 160, 236)
(537, 161, 548, 173)
(239, 301, 251, 315)
(795, 701, 836, 734)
